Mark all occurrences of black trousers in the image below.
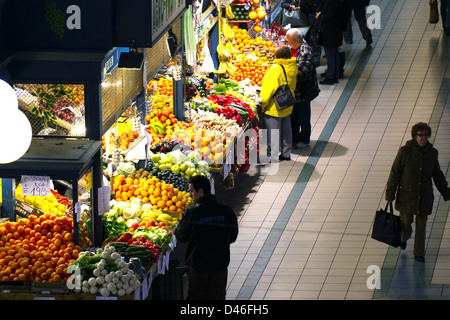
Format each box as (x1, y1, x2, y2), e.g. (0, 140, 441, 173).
(344, 6, 372, 42)
(185, 266, 228, 300)
(290, 100, 311, 144)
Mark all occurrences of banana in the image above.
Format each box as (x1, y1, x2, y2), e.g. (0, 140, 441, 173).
(226, 62, 237, 76)
(218, 61, 227, 74)
(141, 212, 157, 220)
(226, 41, 239, 54)
(217, 43, 232, 59)
(158, 213, 174, 220)
(221, 21, 234, 40)
(225, 5, 235, 19)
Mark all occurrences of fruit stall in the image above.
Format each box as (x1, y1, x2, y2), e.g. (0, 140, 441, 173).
(0, 0, 292, 300)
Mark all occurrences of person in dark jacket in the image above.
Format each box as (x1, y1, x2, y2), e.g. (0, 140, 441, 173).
(385, 122, 450, 262)
(316, 0, 349, 84)
(174, 175, 239, 299)
(344, 0, 372, 45)
(286, 28, 320, 149)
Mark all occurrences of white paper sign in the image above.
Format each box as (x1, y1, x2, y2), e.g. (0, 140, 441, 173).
(74, 202, 81, 222)
(97, 186, 111, 216)
(21, 175, 51, 197)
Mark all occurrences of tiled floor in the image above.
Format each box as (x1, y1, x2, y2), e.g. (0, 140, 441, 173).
(214, 0, 450, 300)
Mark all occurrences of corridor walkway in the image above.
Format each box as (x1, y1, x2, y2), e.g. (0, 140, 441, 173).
(215, 0, 450, 300)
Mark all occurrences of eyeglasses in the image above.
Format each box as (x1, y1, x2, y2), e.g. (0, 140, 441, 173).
(416, 133, 430, 137)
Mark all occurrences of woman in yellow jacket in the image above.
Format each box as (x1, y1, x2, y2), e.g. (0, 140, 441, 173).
(260, 46, 298, 161)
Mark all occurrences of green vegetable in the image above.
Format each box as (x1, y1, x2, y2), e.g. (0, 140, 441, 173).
(116, 162, 136, 177)
(132, 226, 172, 246)
(102, 214, 129, 246)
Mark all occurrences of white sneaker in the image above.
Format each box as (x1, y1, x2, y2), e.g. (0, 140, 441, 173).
(295, 142, 310, 149)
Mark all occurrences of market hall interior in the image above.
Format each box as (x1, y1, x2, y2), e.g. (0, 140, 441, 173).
(216, 0, 450, 300)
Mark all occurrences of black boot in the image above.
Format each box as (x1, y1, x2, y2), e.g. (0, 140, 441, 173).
(320, 77, 336, 85)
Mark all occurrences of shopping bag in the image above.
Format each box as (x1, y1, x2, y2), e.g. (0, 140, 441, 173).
(371, 202, 402, 248)
(429, 0, 439, 24)
(281, 2, 309, 28)
(273, 65, 296, 111)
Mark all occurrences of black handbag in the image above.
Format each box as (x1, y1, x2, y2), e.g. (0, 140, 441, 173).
(371, 202, 402, 248)
(273, 65, 296, 111)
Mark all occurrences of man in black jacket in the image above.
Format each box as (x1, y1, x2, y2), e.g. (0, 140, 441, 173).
(174, 175, 239, 300)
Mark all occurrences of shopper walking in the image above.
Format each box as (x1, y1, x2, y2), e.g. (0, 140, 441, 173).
(385, 122, 450, 262)
(174, 175, 239, 299)
(316, 0, 348, 84)
(285, 28, 320, 149)
(344, 0, 372, 45)
(260, 45, 298, 161)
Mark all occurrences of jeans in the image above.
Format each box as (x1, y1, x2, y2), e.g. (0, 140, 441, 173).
(323, 46, 340, 79)
(290, 100, 311, 144)
(186, 266, 228, 300)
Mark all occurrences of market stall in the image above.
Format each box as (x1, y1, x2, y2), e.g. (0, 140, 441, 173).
(0, 0, 291, 300)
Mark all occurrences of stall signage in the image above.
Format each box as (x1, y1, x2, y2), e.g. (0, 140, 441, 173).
(152, 0, 187, 43)
(101, 47, 129, 81)
(5, 0, 113, 50)
(21, 175, 51, 197)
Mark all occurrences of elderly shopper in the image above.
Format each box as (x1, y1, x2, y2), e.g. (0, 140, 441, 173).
(260, 45, 298, 161)
(385, 122, 450, 262)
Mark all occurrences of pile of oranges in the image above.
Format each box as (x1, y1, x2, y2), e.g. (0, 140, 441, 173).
(113, 175, 192, 212)
(231, 26, 274, 53)
(147, 78, 173, 96)
(0, 214, 80, 283)
(230, 58, 269, 86)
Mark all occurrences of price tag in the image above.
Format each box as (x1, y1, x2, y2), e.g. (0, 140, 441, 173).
(21, 175, 51, 197)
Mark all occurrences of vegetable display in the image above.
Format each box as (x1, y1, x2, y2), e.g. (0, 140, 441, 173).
(67, 244, 141, 297)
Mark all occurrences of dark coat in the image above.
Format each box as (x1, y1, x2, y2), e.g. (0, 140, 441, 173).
(174, 194, 238, 272)
(319, 0, 348, 47)
(385, 140, 450, 215)
(346, 0, 370, 9)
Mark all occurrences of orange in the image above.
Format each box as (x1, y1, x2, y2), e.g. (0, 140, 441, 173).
(157, 200, 166, 209)
(64, 233, 73, 242)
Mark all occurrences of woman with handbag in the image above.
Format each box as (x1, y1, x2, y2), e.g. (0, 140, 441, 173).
(385, 122, 450, 262)
(259, 46, 298, 162)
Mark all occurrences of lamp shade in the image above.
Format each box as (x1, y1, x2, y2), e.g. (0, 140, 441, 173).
(0, 79, 19, 110)
(0, 109, 33, 164)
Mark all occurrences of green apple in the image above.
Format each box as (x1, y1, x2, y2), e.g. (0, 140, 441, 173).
(171, 165, 180, 172)
(180, 163, 188, 172)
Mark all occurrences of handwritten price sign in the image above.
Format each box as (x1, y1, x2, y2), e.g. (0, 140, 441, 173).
(21, 175, 51, 197)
